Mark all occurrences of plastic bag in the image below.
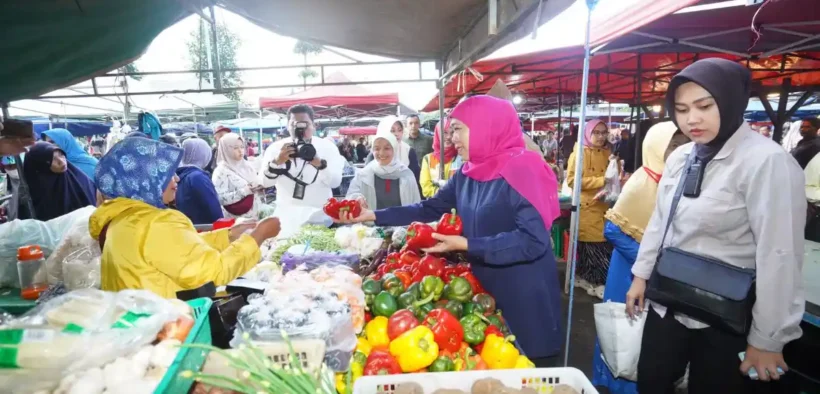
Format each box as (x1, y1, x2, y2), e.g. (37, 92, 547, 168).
(0, 289, 179, 392)
(604, 157, 621, 202)
(62, 246, 102, 290)
(0, 206, 95, 288)
(280, 249, 360, 273)
(594, 301, 645, 382)
(334, 224, 384, 258)
(46, 206, 100, 285)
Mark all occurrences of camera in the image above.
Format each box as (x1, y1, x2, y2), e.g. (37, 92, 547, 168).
(290, 121, 316, 162)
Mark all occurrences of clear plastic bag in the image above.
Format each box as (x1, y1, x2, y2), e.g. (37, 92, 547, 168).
(0, 289, 179, 393)
(46, 207, 100, 285)
(0, 206, 95, 288)
(279, 249, 360, 274)
(62, 246, 102, 290)
(604, 157, 622, 203)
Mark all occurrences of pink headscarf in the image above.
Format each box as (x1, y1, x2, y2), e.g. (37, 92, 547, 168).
(583, 119, 607, 147)
(451, 96, 560, 229)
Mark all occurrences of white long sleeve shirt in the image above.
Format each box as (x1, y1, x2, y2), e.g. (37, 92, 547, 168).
(258, 137, 344, 209)
(632, 124, 805, 353)
(805, 153, 820, 205)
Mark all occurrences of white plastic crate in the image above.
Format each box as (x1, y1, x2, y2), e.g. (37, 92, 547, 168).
(353, 367, 598, 394)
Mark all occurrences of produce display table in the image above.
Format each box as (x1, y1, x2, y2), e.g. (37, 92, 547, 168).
(0, 287, 36, 315)
(803, 241, 820, 328)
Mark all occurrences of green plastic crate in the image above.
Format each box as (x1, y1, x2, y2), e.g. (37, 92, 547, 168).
(155, 297, 214, 394)
(0, 288, 37, 316)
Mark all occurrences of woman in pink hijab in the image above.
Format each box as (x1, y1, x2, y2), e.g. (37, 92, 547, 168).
(338, 95, 563, 360)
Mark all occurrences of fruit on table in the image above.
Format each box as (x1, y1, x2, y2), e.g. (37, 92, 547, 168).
(418, 275, 445, 303)
(417, 255, 445, 277)
(472, 293, 496, 315)
(422, 308, 464, 353)
(480, 334, 520, 370)
(408, 302, 434, 321)
(459, 272, 486, 295)
(381, 273, 405, 297)
(428, 355, 456, 372)
(387, 309, 419, 340)
(355, 337, 372, 356)
(435, 299, 464, 319)
(444, 276, 473, 303)
(372, 291, 398, 318)
(405, 222, 438, 250)
(460, 314, 488, 345)
(364, 316, 390, 348)
(362, 278, 382, 296)
(397, 283, 421, 309)
(515, 355, 535, 369)
(363, 349, 402, 375)
(389, 325, 439, 372)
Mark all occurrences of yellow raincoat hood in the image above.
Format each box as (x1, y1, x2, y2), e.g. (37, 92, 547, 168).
(91, 198, 260, 298)
(606, 121, 681, 241)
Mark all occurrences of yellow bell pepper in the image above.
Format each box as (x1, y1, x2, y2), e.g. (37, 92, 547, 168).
(365, 316, 390, 348)
(356, 336, 373, 356)
(515, 355, 535, 369)
(334, 370, 352, 394)
(388, 325, 439, 372)
(480, 334, 520, 369)
(351, 351, 366, 384)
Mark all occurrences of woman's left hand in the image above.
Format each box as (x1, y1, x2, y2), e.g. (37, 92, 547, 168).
(422, 233, 468, 254)
(228, 221, 257, 241)
(740, 345, 788, 381)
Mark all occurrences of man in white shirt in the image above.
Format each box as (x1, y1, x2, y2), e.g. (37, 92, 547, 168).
(258, 104, 344, 209)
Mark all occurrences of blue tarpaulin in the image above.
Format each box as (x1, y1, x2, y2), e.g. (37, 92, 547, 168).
(219, 118, 286, 134)
(29, 118, 112, 138)
(163, 122, 215, 135)
(744, 101, 820, 122)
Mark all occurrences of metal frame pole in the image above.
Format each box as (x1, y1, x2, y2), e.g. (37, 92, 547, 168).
(564, 0, 597, 367)
(208, 6, 223, 91)
(438, 62, 446, 180)
(1, 102, 9, 120)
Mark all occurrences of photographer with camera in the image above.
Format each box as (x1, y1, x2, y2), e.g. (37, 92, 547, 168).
(259, 104, 344, 209)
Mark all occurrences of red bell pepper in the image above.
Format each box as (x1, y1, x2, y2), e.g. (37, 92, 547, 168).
(459, 271, 486, 295)
(399, 251, 421, 267)
(437, 209, 463, 236)
(405, 222, 438, 251)
(453, 264, 471, 276)
(393, 270, 413, 288)
(387, 310, 419, 340)
(441, 266, 459, 284)
(323, 198, 341, 219)
(363, 350, 402, 375)
(422, 308, 464, 353)
(365, 311, 373, 323)
(385, 252, 401, 266)
(417, 255, 445, 278)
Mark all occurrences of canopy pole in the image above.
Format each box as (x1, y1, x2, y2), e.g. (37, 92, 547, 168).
(209, 6, 223, 91)
(1, 103, 9, 120)
(564, 0, 598, 367)
(438, 63, 446, 181)
(633, 54, 643, 173)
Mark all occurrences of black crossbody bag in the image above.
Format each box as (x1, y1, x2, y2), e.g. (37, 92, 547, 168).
(645, 153, 756, 335)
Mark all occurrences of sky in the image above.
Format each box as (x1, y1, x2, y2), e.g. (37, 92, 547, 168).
(12, 0, 642, 117)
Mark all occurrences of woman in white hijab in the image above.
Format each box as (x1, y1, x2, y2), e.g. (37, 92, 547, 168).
(346, 124, 421, 210)
(212, 133, 263, 219)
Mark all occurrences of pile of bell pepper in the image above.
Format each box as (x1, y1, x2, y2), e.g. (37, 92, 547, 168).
(336, 251, 534, 393)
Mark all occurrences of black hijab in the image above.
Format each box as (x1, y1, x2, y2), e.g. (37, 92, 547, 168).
(666, 58, 751, 161)
(23, 142, 96, 221)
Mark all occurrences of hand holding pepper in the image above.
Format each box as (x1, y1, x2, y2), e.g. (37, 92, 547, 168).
(437, 209, 463, 236)
(422, 233, 469, 254)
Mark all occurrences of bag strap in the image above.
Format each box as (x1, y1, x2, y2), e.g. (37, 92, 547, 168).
(659, 152, 698, 250)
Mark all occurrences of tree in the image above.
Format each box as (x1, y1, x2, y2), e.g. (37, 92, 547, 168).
(187, 20, 243, 101)
(124, 63, 142, 81)
(293, 40, 323, 89)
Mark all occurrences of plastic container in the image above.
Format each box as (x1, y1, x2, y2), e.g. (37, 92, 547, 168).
(154, 297, 214, 394)
(352, 367, 598, 394)
(16, 245, 47, 300)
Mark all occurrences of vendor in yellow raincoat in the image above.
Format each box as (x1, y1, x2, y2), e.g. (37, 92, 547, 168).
(566, 119, 614, 298)
(89, 137, 281, 298)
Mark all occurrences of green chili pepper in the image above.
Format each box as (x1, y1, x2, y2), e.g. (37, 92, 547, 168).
(372, 291, 398, 318)
(444, 277, 473, 302)
(460, 314, 488, 345)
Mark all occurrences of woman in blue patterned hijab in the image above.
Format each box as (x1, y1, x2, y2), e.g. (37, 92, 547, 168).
(94, 137, 183, 208)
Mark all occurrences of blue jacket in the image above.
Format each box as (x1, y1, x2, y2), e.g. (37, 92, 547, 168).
(375, 171, 563, 359)
(42, 129, 98, 179)
(175, 166, 223, 225)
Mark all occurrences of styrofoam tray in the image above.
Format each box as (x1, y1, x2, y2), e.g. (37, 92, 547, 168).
(352, 367, 598, 394)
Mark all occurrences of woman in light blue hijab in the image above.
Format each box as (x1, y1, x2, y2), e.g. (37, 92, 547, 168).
(42, 128, 98, 179)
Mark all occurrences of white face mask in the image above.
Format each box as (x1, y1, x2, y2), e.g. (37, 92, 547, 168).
(5, 169, 19, 179)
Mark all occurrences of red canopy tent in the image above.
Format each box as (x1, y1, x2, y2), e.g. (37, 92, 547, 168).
(422, 0, 820, 141)
(259, 72, 402, 118)
(338, 126, 377, 136)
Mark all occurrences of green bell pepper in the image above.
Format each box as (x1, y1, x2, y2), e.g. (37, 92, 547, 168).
(372, 291, 398, 318)
(444, 277, 473, 302)
(472, 293, 496, 315)
(362, 278, 382, 295)
(418, 275, 445, 303)
(460, 314, 488, 345)
(408, 302, 434, 321)
(365, 294, 375, 310)
(486, 312, 509, 335)
(428, 355, 455, 372)
(397, 290, 419, 309)
(381, 274, 405, 297)
(462, 301, 477, 316)
(435, 299, 463, 319)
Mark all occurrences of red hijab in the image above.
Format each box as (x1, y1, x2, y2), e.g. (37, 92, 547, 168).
(451, 96, 560, 229)
(432, 120, 458, 165)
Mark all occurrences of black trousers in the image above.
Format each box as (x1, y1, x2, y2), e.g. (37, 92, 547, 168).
(638, 307, 788, 394)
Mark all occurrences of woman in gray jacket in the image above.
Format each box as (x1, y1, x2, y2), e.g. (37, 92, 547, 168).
(625, 58, 805, 393)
